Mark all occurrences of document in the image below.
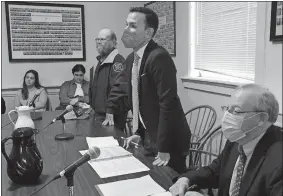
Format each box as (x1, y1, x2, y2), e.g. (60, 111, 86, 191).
(80, 146, 132, 161)
(84, 155, 150, 178)
(96, 175, 166, 196)
(81, 136, 150, 178)
(151, 192, 172, 196)
(86, 136, 119, 148)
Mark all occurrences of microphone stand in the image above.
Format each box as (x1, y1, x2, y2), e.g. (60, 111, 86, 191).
(65, 172, 75, 196)
(54, 117, 74, 140)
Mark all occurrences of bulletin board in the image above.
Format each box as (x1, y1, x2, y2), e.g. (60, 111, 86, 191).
(144, 1, 176, 56)
(5, 1, 86, 62)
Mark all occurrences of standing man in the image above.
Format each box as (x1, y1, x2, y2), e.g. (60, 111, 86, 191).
(108, 7, 191, 173)
(89, 28, 127, 130)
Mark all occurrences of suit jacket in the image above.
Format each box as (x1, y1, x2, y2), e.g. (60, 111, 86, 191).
(108, 40, 191, 154)
(181, 125, 283, 196)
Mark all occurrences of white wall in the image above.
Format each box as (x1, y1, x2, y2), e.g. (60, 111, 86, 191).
(174, 2, 282, 127)
(1, 1, 141, 112)
(1, 1, 140, 89)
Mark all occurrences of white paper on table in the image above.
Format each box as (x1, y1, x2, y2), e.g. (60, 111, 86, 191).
(88, 155, 150, 178)
(96, 175, 166, 196)
(79, 146, 132, 161)
(86, 136, 119, 148)
(151, 192, 172, 196)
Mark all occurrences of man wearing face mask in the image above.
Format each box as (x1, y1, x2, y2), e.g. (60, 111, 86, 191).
(89, 28, 127, 130)
(169, 84, 282, 196)
(107, 7, 191, 174)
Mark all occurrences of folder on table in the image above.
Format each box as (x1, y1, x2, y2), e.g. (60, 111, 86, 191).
(80, 137, 150, 178)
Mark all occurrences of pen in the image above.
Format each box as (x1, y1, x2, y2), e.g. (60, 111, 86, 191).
(121, 136, 140, 148)
(187, 184, 198, 190)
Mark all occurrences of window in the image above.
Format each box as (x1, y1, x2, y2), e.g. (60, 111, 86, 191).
(190, 2, 258, 83)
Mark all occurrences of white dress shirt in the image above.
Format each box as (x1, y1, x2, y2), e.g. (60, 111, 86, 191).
(229, 132, 265, 195)
(132, 42, 149, 129)
(74, 83, 84, 97)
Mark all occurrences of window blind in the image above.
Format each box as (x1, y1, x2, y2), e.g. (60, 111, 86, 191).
(193, 2, 257, 81)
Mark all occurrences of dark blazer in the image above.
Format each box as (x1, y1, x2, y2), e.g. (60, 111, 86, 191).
(108, 40, 191, 154)
(181, 125, 283, 196)
(2, 97, 6, 114)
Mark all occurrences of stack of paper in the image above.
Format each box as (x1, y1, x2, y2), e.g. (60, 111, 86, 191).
(80, 146, 132, 161)
(81, 136, 150, 178)
(151, 192, 172, 196)
(86, 136, 119, 148)
(96, 175, 170, 196)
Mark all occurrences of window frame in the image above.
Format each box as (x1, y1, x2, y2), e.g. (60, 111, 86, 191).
(186, 2, 267, 87)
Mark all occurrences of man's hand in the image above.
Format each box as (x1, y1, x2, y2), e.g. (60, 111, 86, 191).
(123, 135, 141, 149)
(70, 97, 79, 105)
(153, 152, 170, 166)
(169, 177, 190, 196)
(102, 113, 114, 126)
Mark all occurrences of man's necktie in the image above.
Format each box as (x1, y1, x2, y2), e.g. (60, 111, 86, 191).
(132, 52, 140, 133)
(231, 145, 247, 196)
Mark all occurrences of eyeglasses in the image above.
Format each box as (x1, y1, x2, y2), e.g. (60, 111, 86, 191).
(221, 105, 265, 115)
(95, 38, 109, 42)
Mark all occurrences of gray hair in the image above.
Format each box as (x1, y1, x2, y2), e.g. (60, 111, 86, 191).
(235, 83, 279, 123)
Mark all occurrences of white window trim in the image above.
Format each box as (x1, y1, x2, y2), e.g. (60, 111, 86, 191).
(183, 2, 267, 90)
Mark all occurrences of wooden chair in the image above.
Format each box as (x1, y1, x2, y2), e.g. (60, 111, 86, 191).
(187, 125, 225, 196)
(185, 105, 217, 152)
(189, 125, 224, 168)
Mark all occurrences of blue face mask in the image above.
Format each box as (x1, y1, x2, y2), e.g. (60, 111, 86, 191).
(221, 111, 265, 142)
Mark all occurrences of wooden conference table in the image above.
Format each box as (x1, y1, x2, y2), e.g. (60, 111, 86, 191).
(1, 111, 179, 196)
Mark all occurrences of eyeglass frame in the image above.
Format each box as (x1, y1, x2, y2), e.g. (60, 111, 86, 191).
(221, 105, 265, 115)
(95, 38, 111, 42)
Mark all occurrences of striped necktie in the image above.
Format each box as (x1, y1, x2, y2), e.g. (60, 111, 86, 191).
(231, 145, 247, 196)
(132, 52, 140, 134)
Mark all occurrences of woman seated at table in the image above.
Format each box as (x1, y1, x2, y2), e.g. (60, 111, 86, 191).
(15, 70, 48, 111)
(57, 64, 90, 110)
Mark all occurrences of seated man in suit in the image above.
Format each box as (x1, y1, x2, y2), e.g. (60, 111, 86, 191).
(58, 64, 90, 110)
(169, 83, 282, 196)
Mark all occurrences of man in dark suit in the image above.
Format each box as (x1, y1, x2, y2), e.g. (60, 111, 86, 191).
(169, 84, 282, 196)
(108, 7, 191, 173)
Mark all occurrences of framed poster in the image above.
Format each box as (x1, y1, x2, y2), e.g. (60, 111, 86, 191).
(5, 1, 86, 62)
(144, 1, 176, 56)
(270, 1, 283, 41)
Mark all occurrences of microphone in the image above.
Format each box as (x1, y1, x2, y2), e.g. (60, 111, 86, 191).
(58, 146, 100, 178)
(28, 90, 40, 107)
(51, 105, 73, 124)
(29, 146, 101, 196)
